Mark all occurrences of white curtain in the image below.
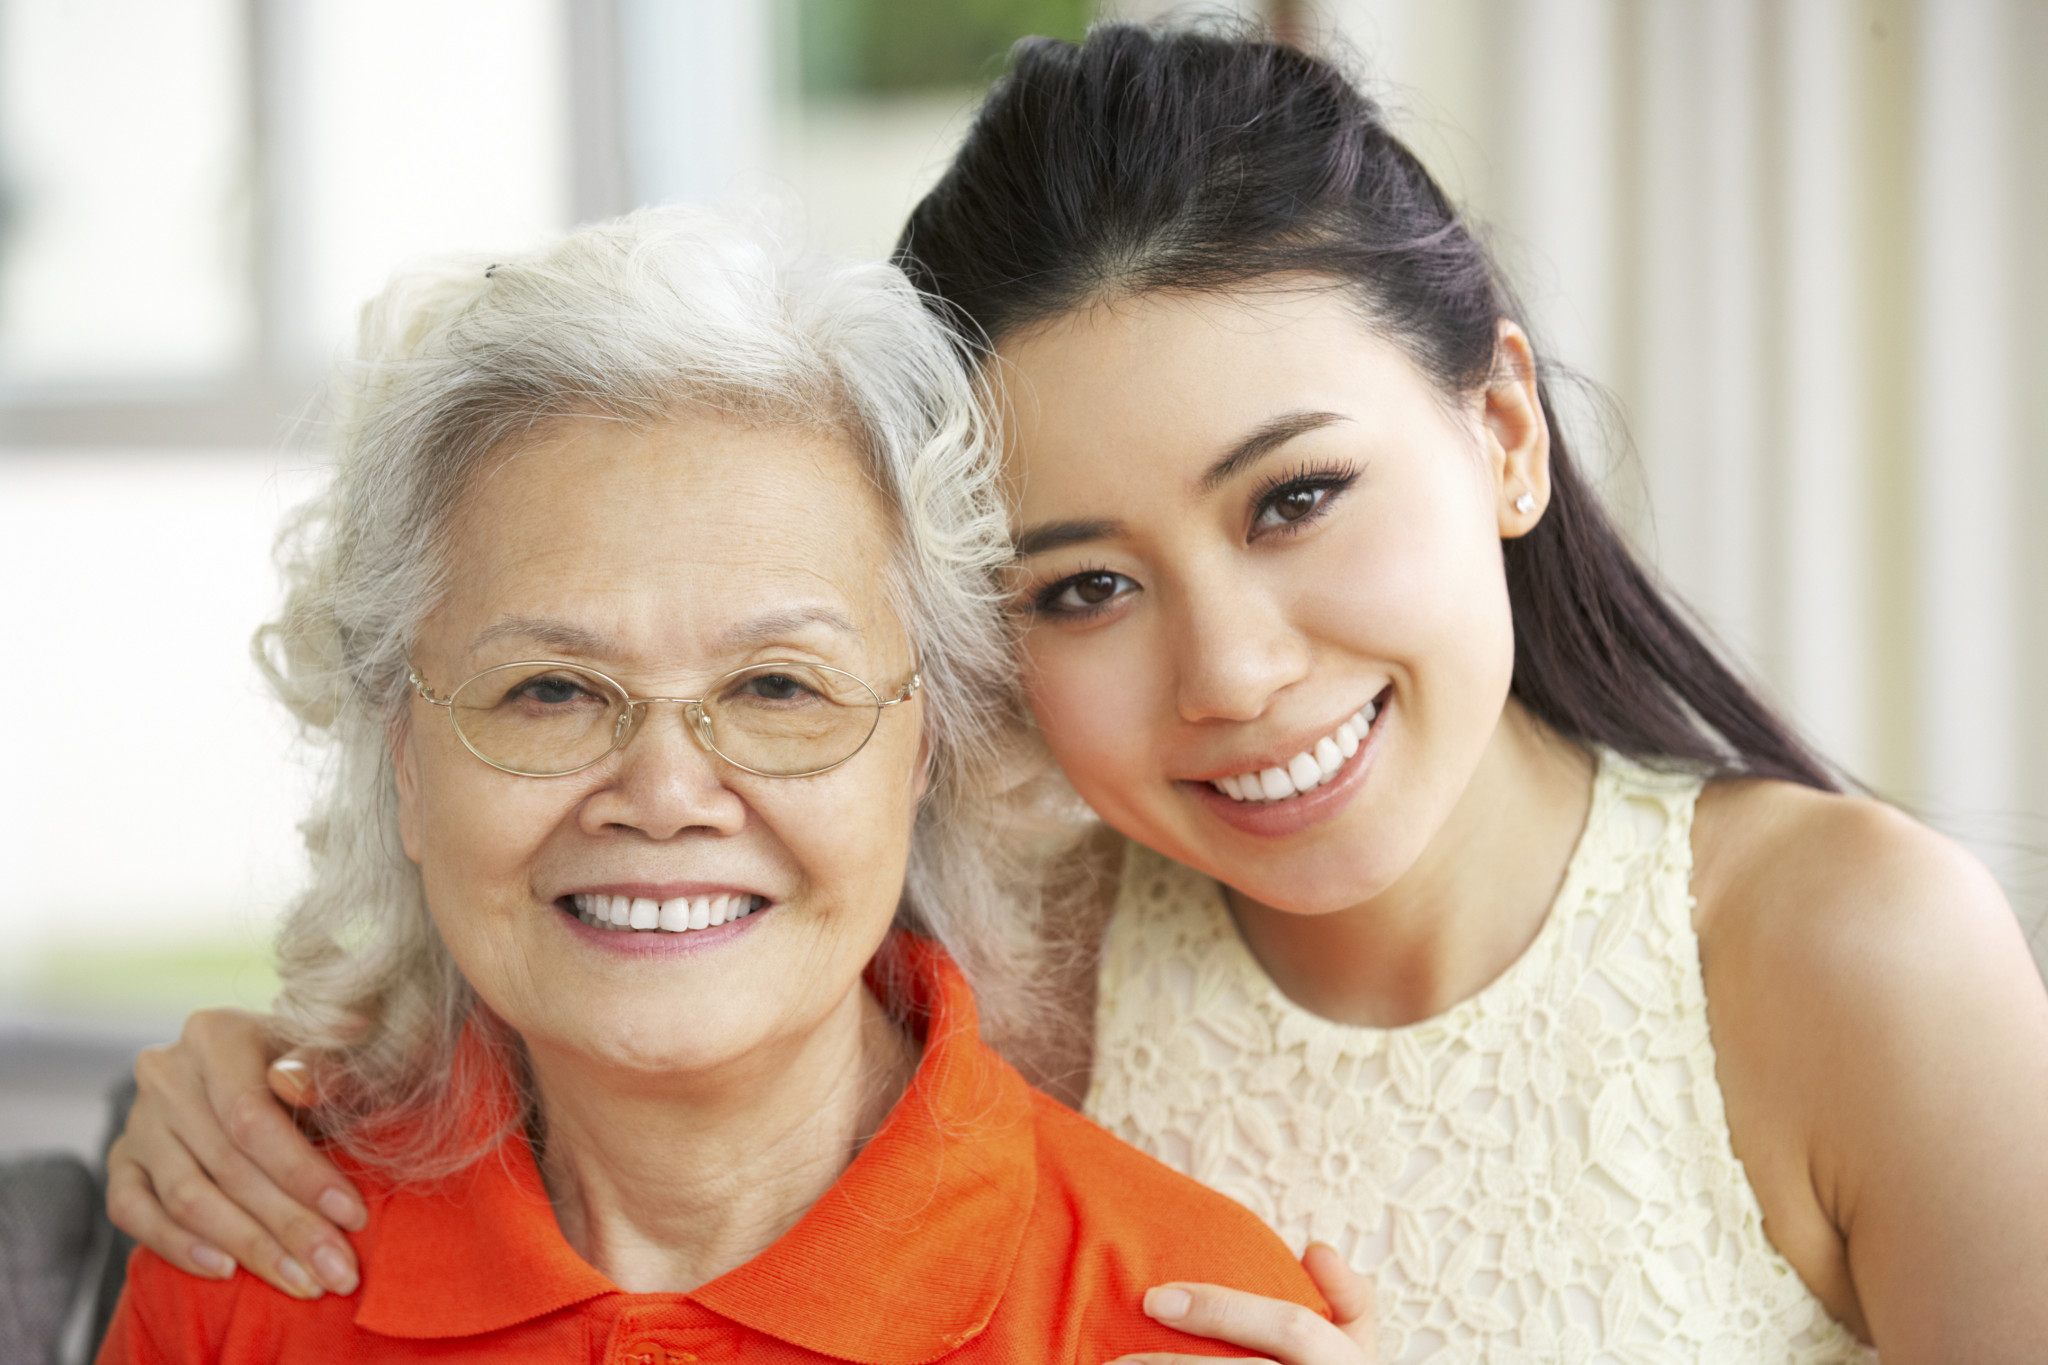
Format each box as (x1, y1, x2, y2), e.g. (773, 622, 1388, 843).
(1297, 0, 2048, 969)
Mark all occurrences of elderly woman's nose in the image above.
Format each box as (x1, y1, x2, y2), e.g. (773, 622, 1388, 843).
(577, 711, 748, 839)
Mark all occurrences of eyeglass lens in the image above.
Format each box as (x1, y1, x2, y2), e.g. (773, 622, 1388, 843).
(446, 662, 884, 777)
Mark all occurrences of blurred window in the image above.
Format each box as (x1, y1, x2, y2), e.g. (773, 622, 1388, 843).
(0, 0, 254, 389)
(796, 0, 1092, 95)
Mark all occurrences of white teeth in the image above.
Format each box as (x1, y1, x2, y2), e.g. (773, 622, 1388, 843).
(1211, 698, 1383, 805)
(574, 892, 764, 933)
(1335, 719, 1360, 758)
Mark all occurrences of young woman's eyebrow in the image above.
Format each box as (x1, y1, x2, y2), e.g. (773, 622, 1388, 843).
(1198, 410, 1349, 492)
(1012, 518, 1124, 558)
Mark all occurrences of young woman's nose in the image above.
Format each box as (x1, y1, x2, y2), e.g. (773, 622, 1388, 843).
(577, 705, 749, 839)
(1166, 567, 1313, 724)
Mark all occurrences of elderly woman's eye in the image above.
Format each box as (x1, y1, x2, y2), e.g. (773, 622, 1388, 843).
(1035, 570, 1136, 616)
(734, 671, 821, 704)
(509, 673, 598, 708)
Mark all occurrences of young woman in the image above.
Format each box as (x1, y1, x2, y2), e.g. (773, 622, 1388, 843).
(109, 27, 2048, 1364)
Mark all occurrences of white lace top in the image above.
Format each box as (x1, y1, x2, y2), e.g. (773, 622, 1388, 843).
(1084, 751, 1874, 1364)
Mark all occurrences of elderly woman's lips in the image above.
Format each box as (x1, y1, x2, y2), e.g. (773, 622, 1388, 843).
(567, 892, 765, 934)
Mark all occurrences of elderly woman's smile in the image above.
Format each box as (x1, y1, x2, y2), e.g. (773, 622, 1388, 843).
(396, 412, 924, 1093)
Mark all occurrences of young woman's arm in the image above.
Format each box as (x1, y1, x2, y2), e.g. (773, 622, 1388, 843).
(1696, 782, 2048, 1361)
(108, 1011, 364, 1298)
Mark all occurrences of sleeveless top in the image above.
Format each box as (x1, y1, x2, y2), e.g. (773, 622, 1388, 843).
(1084, 750, 1875, 1365)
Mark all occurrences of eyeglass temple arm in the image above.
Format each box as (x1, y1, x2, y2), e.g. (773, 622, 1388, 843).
(879, 672, 922, 707)
(407, 667, 452, 707)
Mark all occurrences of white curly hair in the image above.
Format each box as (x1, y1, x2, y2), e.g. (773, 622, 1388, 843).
(257, 206, 1063, 1177)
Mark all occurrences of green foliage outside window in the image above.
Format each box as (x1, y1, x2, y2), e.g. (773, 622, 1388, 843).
(799, 0, 1095, 95)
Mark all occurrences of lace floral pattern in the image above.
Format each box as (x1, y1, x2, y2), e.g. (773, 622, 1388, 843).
(1084, 753, 1874, 1365)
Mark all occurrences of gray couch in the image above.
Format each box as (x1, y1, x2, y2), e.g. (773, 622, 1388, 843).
(0, 1080, 135, 1365)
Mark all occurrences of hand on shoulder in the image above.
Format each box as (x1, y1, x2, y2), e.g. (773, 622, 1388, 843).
(1693, 779, 2048, 1360)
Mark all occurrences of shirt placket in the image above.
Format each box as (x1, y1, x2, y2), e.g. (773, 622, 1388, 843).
(604, 1304, 751, 1364)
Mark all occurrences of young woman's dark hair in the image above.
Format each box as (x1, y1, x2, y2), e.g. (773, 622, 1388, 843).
(897, 23, 1837, 792)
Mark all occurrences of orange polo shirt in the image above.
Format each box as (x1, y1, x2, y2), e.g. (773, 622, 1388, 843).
(100, 935, 1323, 1363)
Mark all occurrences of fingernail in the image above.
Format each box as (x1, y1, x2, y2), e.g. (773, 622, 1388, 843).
(277, 1256, 322, 1299)
(270, 1058, 310, 1102)
(1144, 1286, 1192, 1322)
(318, 1187, 365, 1230)
(311, 1245, 358, 1295)
(190, 1243, 235, 1279)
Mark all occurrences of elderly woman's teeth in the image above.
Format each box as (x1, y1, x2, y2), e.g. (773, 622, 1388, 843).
(571, 893, 761, 933)
(1210, 701, 1378, 803)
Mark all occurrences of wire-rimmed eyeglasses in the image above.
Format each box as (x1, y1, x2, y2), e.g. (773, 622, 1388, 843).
(406, 659, 921, 779)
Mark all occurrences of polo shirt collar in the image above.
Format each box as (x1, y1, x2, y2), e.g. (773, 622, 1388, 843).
(355, 933, 1038, 1364)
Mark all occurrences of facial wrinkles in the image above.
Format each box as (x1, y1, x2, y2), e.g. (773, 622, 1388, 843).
(403, 414, 922, 1085)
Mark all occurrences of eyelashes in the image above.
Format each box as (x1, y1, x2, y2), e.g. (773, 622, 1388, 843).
(1022, 460, 1364, 620)
(1248, 461, 1363, 536)
(1027, 565, 1136, 619)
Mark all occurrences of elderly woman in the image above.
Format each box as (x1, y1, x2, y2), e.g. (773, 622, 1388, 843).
(94, 208, 1327, 1363)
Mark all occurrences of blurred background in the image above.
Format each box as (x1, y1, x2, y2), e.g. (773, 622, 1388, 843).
(2, 0, 2043, 1161)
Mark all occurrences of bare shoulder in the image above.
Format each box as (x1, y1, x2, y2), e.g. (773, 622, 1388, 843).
(1690, 776, 2039, 1109)
(1691, 778, 2048, 1354)
(1689, 779, 2040, 1034)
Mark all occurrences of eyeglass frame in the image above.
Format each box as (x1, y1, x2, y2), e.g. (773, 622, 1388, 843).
(405, 657, 923, 780)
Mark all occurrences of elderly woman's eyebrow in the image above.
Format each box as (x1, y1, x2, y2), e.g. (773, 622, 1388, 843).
(467, 616, 615, 656)
(466, 608, 864, 661)
(716, 605, 864, 649)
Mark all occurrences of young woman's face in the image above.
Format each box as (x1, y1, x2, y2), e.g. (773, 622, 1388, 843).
(997, 285, 1547, 914)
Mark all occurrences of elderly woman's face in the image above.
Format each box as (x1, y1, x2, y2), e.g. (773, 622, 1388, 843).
(394, 413, 923, 1079)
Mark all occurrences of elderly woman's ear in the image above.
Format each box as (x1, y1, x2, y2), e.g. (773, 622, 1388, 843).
(391, 716, 424, 866)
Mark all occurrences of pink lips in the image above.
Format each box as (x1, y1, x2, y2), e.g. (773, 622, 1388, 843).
(1186, 692, 1387, 838)
(558, 902, 768, 956)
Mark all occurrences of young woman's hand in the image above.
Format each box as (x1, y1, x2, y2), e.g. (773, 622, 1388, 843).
(1110, 1243, 1377, 1364)
(105, 1008, 365, 1299)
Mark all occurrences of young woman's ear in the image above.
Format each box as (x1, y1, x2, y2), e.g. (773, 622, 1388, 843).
(1485, 320, 1552, 539)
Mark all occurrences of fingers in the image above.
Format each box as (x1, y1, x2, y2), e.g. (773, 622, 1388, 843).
(1301, 1243, 1376, 1340)
(105, 1141, 236, 1282)
(182, 1015, 366, 1235)
(119, 1016, 366, 1296)
(1112, 1278, 1376, 1365)
(108, 1125, 327, 1299)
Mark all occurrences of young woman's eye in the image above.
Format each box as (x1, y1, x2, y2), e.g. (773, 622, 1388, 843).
(1033, 569, 1137, 616)
(1250, 466, 1360, 536)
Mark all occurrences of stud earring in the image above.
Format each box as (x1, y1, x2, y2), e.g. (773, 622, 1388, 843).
(1514, 493, 1536, 514)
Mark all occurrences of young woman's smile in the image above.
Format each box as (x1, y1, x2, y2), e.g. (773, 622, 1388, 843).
(999, 283, 1549, 919)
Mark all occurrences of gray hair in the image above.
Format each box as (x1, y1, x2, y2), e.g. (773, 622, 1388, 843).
(259, 206, 1058, 1176)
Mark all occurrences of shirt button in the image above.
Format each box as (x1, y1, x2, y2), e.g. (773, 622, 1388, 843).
(618, 1341, 697, 1365)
